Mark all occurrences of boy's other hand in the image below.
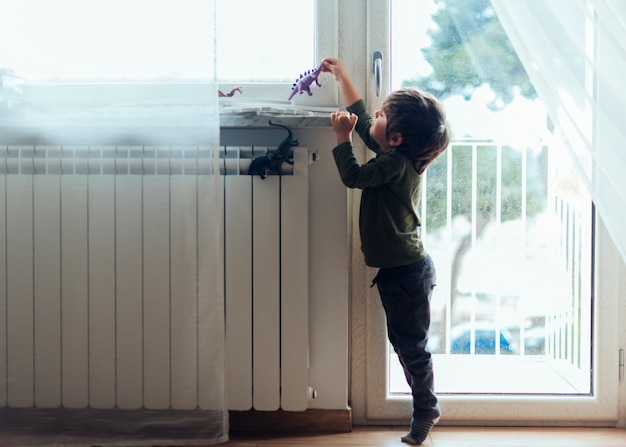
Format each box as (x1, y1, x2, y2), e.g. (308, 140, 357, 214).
(330, 111, 358, 145)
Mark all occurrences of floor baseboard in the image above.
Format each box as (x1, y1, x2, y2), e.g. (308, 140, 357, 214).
(229, 408, 353, 434)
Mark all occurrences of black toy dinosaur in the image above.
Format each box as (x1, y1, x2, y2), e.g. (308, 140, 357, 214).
(248, 120, 299, 179)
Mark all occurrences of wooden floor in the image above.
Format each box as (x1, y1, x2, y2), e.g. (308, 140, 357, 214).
(1, 426, 625, 446)
(226, 426, 626, 447)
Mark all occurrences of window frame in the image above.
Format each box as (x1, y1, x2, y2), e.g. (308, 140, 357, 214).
(350, 0, 619, 425)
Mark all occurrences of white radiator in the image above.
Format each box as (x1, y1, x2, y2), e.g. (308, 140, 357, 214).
(0, 144, 309, 414)
(223, 145, 309, 412)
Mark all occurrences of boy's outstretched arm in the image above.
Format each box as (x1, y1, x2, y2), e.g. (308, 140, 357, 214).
(322, 58, 361, 107)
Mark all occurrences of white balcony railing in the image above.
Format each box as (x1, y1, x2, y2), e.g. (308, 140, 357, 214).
(389, 139, 593, 395)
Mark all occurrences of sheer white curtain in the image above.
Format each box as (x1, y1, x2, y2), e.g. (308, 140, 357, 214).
(0, 1, 226, 445)
(492, 0, 626, 263)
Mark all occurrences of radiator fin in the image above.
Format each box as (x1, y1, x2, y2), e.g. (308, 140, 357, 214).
(224, 146, 310, 412)
(1, 146, 223, 411)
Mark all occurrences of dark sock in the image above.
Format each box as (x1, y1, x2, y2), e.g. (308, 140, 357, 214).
(400, 419, 434, 445)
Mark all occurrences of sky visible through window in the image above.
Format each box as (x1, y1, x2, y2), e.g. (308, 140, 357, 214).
(391, 0, 547, 141)
(391, 0, 436, 89)
(216, 0, 315, 82)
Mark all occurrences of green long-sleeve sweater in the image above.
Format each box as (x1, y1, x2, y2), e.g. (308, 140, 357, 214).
(332, 100, 427, 268)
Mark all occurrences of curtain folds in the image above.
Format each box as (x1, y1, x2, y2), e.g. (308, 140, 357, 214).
(1, 1, 227, 445)
(492, 0, 626, 263)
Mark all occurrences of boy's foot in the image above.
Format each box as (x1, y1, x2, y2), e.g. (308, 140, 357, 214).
(400, 417, 439, 445)
(401, 432, 426, 445)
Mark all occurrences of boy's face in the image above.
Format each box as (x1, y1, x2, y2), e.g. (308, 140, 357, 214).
(370, 106, 402, 152)
(370, 107, 390, 151)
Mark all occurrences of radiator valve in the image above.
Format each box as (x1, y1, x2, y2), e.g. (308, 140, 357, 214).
(309, 150, 319, 164)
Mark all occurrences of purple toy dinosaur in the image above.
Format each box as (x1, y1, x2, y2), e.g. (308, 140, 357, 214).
(288, 62, 324, 101)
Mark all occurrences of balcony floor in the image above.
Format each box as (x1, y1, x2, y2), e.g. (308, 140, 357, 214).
(390, 355, 587, 395)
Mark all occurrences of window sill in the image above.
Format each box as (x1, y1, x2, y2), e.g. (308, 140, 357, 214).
(220, 113, 330, 129)
(219, 99, 334, 128)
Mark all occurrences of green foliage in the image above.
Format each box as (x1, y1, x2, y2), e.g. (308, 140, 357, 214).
(402, 0, 536, 109)
(404, 1, 546, 233)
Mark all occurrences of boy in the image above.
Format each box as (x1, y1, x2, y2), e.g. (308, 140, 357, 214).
(322, 57, 450, 445)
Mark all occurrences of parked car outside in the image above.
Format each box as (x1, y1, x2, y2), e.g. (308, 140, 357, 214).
(428, 321, 515, 354)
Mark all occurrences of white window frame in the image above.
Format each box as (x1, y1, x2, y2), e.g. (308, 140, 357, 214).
(349, 0, 619, 425)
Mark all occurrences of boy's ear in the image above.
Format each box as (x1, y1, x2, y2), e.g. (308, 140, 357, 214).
(388, 131, 403, 147)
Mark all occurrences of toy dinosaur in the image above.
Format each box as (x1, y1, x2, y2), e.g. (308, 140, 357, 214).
(249, 121, 299, 179)
(218, 86, 243, 97)
(287, 62, 324, 101)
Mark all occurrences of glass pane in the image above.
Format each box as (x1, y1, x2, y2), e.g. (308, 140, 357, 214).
(0, 0, 214, 82)
(216, 0, 315, 82)
(0, 0, 218, 143)
(389, 0, 592, 395)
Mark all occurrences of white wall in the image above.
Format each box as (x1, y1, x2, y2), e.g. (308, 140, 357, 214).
(614, 230, 626, 427)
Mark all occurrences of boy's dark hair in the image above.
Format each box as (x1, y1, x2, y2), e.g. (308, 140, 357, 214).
(384, 88, 450, 175)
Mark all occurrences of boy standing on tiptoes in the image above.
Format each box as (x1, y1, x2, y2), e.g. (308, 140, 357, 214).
(323, 57, 450, 445)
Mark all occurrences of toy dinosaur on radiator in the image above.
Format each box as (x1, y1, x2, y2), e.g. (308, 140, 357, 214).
(249, 121, 299, 179)
(287, 62, 324, 101)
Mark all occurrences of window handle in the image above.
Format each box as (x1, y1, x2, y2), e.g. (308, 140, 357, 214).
(372, 51, 383, 97)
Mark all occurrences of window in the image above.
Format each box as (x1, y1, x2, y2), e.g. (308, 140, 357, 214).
(216, 0, 338, 106)
(1, 0, 220, 144)
(2, 0, 324, 86)
(389, 0, 594, 393)
(0, 0, 214, 82)
(216, 0, 315, 82)
(357, 0, 617, 424)
(0, 0, 338, 144)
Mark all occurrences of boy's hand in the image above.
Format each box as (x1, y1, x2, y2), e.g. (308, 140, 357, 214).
(322, 58, 346, 81)
(322, 57, 361, 108)
(330, 111, 358, 145)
